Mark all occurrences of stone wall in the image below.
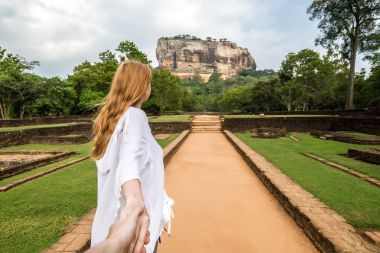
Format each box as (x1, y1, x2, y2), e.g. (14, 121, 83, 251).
(149, 122, 191, 135)
(0, 122, 192, 148)
(223, 116, 380, 135)
(263, 107, 380, 117)
(0, 116, 92, 127)
(0, 123, 92, 148)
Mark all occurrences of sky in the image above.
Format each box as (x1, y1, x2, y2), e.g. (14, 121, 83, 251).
(0, 0, 371, 78)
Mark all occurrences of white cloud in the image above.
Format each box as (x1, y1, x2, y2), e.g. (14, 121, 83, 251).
(0, 0, 371, 77)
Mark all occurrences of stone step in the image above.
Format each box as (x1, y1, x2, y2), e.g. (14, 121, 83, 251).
(192, 129, 221, 133)
(192, 122, 222, 126)
(193, 117, 221, 120)
(191, 126, 222, 130)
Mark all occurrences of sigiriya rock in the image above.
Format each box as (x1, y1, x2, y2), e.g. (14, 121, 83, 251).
(156, 36, 256, 82)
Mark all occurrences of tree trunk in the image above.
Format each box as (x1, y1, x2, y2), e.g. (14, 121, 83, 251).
(287, 103, 291, 111)
(20, 105, 25, 119)
(0, 101, 11, 119)
(346, 27, 359, 109)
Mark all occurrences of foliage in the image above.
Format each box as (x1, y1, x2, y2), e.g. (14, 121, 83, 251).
(116, 41, 151, 64)
(239, 69, 277, 77)
(0, 38, 379, 118)
(278, 49, 348, 111)
(147, 68, 184, 115)
(161, 34, 202, 40)
(0, 47, 39, 119)
(307, 0, 380, 109)
(355, 52, 380, 107)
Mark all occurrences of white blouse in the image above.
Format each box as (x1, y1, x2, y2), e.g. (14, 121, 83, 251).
(90, 106, 174, 253)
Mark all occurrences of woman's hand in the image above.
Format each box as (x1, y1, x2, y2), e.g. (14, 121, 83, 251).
(120, 179, 151, 253)
(86, 204, 150, 253)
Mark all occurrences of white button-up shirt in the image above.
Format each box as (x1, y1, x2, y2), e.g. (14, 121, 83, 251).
(90, 106, 174, 253)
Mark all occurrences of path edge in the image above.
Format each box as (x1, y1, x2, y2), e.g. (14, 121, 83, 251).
(44, 130, 191, 253)
(223, 130, 379, 253)
(0, 156, 90, 192)
(163, 130, 191, 164)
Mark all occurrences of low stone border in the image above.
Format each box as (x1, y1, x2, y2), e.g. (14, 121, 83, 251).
(44, 130, 191, 253)
(0, 151, 75, 180)
(0, 123, 91, 148)
(289, 134, 299, 141)
(223, 130, 379, 253)
(311, 131, 380, 145)
(30, 135, 90, 145)
(43, 208, 96, 253)
(348, 148, 380, 165)
(163, 130, 190, 165)
(363, 230, 380, 246)
(0, 156, 90, 192)
(303, 153, 380, 188)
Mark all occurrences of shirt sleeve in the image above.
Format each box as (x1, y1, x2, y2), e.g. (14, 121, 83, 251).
(115, 110, 150, 192)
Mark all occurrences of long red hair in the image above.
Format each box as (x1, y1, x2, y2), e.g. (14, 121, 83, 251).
(91, 61, 152, 160)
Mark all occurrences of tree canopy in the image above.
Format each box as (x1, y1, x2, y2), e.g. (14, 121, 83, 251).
(307, 0, 380, 109)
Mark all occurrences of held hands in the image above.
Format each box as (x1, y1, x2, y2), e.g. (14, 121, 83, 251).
(118, 179, 151, 253)
(116, 201, 150, 253)
(85, 206, 150, 253)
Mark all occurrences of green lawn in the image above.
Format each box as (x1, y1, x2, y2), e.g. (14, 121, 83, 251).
(224, 114, 337, 118)
(156, 133, 179, 147)
(148, 114, 190, 122)
(234, 131, 380, 229)
(0, 134, 179, 253)
(0, 143, 91, 187)
(345, 131, 380, 139)
(0, 123, 77, 132)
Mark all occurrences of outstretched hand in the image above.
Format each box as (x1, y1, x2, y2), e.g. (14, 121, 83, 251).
(117, 203, 151, 253)
(85, 206, 150, 253)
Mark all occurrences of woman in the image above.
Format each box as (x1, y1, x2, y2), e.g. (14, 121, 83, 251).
(90, 60, 174, 253)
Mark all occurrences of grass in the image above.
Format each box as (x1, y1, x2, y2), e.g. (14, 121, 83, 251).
(223, 114, 336, 118)
(148, 115, 190, 122)
(0, 133, 180, 187)
(0, 143, 91, 187)
(234, 131, 380, 229)
(223, 114, 337, 118)
(0, 159, 97, 253)
(0, 123, 76, 132)
(345, 131, 380, 139)
(0, 133, 179, 253)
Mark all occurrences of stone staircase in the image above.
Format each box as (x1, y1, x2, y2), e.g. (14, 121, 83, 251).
(191, 115, 222, 133)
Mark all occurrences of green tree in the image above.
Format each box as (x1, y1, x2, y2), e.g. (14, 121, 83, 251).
(279, 49, 347, 110)
(356, 52, 380, 106)
(93, 50, 119, 93)
(67, 61, 96, 114)
(30, 77, 75, 116)
(307, 0, 380, 109)
(251, 77, 282, 113)
(208, 71, 222, 83)
(150, 69, 183, 115)
(116, 41, 151, 65)
(220, 85, 253, 113)
(0, 47, 39, 118)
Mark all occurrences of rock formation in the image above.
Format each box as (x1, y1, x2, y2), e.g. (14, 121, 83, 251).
(156, 37, 256, 82)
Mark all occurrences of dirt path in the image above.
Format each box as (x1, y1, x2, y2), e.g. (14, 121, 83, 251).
(158, 132, 319, 253)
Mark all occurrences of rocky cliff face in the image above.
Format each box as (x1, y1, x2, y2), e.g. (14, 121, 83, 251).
(156, 38, 256, 82)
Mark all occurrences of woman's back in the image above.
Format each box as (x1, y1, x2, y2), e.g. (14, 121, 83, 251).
(91, 106, 170, 253)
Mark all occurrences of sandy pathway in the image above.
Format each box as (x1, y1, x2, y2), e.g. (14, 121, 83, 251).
(158, 132, 319, 253)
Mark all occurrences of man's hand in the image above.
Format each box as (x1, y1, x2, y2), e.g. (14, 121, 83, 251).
(85, 207, 147, 253)
(120, 179, 151, 253)
(118, 206, 150, 253)
(85, 200, 151, 253)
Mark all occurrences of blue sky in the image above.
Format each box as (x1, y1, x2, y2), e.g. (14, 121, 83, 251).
(0, 0, 371, 78)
